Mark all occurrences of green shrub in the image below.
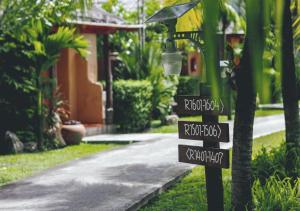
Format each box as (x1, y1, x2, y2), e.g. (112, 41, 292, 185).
(176, 76, 200, 96)
(114, 38, 162, 80)
(149, 67, 178, 121)
(0, 32, 38, 143)
(103, 37, 178, 122)
(113, 80, 153, 132)
(252, 143, 287, 184)
(253, 176, 300, 211)
(0, 1, 89, 150)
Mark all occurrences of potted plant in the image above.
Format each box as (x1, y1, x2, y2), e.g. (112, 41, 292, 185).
(61, 120, 86, 145)
(49, 89, 86, 146)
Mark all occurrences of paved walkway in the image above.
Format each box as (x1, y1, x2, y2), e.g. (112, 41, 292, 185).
(258, 104, 300, 110)
(0, 115, 285, 211)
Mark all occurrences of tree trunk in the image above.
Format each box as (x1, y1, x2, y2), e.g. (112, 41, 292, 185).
(36, 77, 43, 151)
(231, 39, 256, 211)
(281, 0, 300, 179)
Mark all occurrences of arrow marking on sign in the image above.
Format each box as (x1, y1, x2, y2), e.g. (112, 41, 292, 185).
(220, 99, 224, 113)
(217, 124, 221, 139)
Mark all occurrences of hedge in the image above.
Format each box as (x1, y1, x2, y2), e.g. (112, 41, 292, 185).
(176, 76, 200, 96)
(113, 80, 153, 132)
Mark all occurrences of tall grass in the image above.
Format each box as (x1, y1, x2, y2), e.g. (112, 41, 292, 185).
(253, 176, 300, 211)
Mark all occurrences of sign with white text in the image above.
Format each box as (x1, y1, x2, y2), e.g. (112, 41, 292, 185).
(178, 121, 230, 143)
(176, 96, 227, 115)
(178, 145, 230, 168)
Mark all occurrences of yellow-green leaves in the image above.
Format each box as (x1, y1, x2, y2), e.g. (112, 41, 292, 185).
(162, 1, 202, 31)
(274, 0, 284, 98)
(293, 15, 300, 51)
(33, 41, 45, 55)
(245, 0, 266, 102)
(47, 27, 89, 57)
(222, 3, 245, 32)
(202, 0, 220, 98)
(162, 0, 203, 48)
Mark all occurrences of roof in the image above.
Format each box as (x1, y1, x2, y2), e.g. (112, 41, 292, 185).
(75, 3, 125, 24)
(71, 21, 143, 34)
(73, 3, 144, 34)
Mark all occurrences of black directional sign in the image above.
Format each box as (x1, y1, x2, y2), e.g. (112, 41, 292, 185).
(178, 121, 230, 143)
(175, 96, 227, 115)
(178, 145, 230, 168)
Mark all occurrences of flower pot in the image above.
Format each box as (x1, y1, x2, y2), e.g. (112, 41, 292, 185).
(61, 123, 86, 145)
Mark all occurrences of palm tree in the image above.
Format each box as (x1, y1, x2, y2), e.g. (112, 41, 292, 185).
(33, 27, 89, 149)
(161, 1, 262, 210)
(280, 0, 300, 179)
(231, 0, 267, 209)
(231, 39, 256, 210)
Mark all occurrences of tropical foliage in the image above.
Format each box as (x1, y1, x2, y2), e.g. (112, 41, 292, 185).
(0, 0, 300, 208)
(115, 39, 178, 122)
(253, 176, 300, 211)
(150, 0, 300, 209)
(0, 0, 90, 150)
(176, 76, 200, 96)
(113, 80, 153, 132)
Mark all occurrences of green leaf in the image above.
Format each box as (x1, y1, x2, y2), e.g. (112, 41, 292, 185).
(33, 41, 45, 55)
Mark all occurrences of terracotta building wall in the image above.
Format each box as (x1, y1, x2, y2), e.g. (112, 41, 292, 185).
(187, 51, 202, 77)
(57, 33, 103, 124)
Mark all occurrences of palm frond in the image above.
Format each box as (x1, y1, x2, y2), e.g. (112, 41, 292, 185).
(46, 27, 89, 57)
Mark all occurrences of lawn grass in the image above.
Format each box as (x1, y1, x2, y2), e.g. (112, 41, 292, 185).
(255, 109, 283, 117)
(148, 109, 283, 134)
(0, 143, 122, 186)
(141, 131, 285, 211)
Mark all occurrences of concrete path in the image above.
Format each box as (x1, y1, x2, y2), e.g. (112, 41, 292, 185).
(258, 104, 284, 110)
(83, 133, 178, 143)
(258, 104, 300, 110)
(0, 115, 285, 211)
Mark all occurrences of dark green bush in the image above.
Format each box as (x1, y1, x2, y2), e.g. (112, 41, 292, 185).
(252, 143, 287, 184)
(0, 32, 37, 143)
(252, 144, 300, 210)
(176, 76, 200, 96)
(113, 80, 153, 132)
(0, 1, 89, 151)
(101, 37, 178, 122)
(149, 68, 178, 120)
(252, 143, 300, 185)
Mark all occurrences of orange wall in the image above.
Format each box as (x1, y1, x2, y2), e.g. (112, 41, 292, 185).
(57, 34, 103, 124)
(187, 51, 202, 77)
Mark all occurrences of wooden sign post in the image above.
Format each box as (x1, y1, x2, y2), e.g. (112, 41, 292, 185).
(176, 85, 230, 211)
(178, 145, 229, 168)
(178, 121, 229, 143)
